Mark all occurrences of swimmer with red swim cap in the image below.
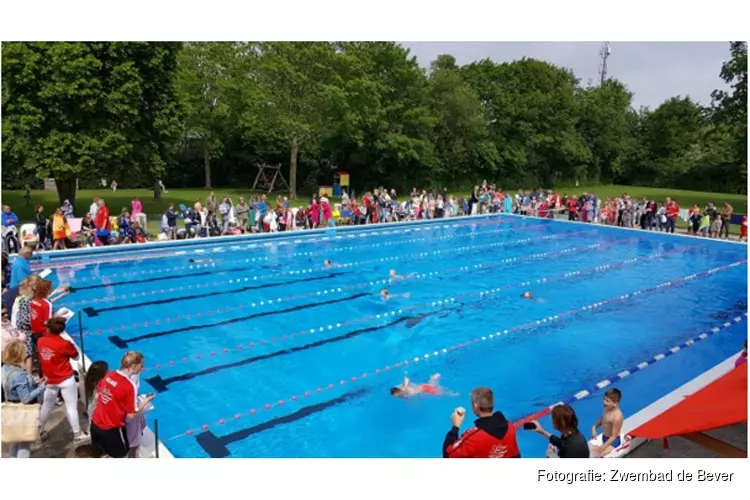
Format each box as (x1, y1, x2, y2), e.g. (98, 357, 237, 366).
(381, 288, 411, 301)
(390, 373, 445, 397)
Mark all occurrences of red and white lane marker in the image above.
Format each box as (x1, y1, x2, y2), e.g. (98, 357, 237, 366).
(161, 260, 745, 442)
(62, 236, 633, 309)
(64, 227, 594, 285)
(33, 218, 525, 272)
(72, 231, 616, 339)
(124, 243, 701, 370)
(510, 312, 749, 430)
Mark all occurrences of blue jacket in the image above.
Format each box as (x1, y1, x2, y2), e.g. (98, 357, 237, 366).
(10, 258, 30, 288)
(2, 211, 19, 227)
(1, 364, 44, 404)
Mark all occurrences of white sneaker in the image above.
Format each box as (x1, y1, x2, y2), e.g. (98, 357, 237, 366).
(73, 432, 90, 443)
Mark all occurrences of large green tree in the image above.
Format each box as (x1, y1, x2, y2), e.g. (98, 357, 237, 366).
(427, 54, 499, 188)
(2, 42, 181, 209)
(575, 79, 634, 183)
(176, 42, 244, 189)
(462, 58, 591, 188)
(711, 41, 747, 193)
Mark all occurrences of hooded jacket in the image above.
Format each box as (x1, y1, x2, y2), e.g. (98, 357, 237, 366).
(443, 411, 521, 458)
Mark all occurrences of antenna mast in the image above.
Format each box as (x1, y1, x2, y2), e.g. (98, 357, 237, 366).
(599, 42, 611, 86)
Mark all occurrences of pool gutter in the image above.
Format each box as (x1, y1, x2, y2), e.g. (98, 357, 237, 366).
(22, 212, 507, 265)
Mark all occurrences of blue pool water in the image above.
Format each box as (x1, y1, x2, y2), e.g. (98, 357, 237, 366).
(47, 215, 747, 458)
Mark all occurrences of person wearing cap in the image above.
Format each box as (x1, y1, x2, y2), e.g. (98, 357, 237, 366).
(443, 387, 521, 458)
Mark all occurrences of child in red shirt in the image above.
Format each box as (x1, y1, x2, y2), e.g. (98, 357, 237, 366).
(37, 317, 87, 442)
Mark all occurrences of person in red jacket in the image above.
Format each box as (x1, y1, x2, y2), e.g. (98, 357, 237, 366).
(37, 317, 88, 442)
(567, 196, 579, 221)
(665, 198, 680, 234)
(91, 351, 155, 458)
(443, 387, 521, 458)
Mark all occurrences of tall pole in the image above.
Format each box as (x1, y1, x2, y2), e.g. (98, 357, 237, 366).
(599, 42, 611, 87)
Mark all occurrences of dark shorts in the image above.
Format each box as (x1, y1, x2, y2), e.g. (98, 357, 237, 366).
(91, 422, 129, 458)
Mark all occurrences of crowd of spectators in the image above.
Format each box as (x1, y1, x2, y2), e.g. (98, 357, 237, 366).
(1, 183, 746, 256)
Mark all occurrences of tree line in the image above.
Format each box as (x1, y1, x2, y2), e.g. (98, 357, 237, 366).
(2, 42, 746, 209)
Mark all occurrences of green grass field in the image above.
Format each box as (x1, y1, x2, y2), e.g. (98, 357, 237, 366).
(1, 184, 746, 236)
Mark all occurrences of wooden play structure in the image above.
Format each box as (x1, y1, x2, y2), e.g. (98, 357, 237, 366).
(252, 164, 290, 194)
(319, 171, 350, 197)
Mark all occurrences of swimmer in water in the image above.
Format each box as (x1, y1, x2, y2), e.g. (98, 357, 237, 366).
(390, 373, 443, 397)
(189, 258, 214, 264)
(324, 259, 340, 268)
(521, 290, 545, 302)
(381, 288, 411, 301)
(389, 269, 416, 281)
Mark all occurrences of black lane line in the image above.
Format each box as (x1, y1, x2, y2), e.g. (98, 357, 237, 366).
(82, 272, 348, 317)
(108, 291, 369, 349)
(196, 388, 369, 458)
(143, 315, 414, 392)
(70, 265, 251, 291)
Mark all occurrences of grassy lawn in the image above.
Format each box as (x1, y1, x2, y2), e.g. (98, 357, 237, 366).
(1, 184, 746, 236)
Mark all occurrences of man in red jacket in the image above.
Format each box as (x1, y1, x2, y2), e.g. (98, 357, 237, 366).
(443, 387, 521, 458)
(665, 197, 680, 234)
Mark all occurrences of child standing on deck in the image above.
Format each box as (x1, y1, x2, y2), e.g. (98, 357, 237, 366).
(590, 388, 624, 457)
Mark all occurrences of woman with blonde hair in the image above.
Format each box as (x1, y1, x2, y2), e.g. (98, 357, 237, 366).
(90, 351, 155, 458)
(2, 340, 46, 457)
(10, 274, 40, 373)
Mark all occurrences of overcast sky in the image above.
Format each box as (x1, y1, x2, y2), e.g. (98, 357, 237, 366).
(400, 42, 731, 110)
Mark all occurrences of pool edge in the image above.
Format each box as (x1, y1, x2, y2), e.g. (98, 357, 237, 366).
(610, 350, 743, 459)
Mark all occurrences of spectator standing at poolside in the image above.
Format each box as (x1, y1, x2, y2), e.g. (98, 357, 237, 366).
(1, 340, 46, 457)
(3, 204, 20, 228)
(665, 198, 679, 234)
(235, 197, 249, 231)
(35, 205, 48, 249)
(89, 197, 100, 221)
(95, 198, 111, 244)
(721, 202, 733, 239)
(91, 351, 155, 458)
(529, 404, 590, 458)
(443, 387, 521, 458)
(10, 275, 40, 372)
(10, 246, 33, 287)
(206, 191, 217, 216)
(165, 204, 177, 240)
(38, 317, 88, 443)
(130, 197, 143, 223)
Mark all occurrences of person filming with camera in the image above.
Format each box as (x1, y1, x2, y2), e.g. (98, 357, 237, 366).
(526, 403, 590, 458)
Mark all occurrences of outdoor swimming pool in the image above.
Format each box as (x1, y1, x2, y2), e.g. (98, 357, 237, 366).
(46, 215, 747, 458)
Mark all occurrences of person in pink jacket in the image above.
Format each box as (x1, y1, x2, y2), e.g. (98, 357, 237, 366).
(311, 196, 320, 229)
(321, 196, 332, 225)
(130, 197, 143, 222)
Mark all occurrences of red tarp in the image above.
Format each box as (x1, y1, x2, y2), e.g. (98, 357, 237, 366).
(629, 364, 747, 439)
